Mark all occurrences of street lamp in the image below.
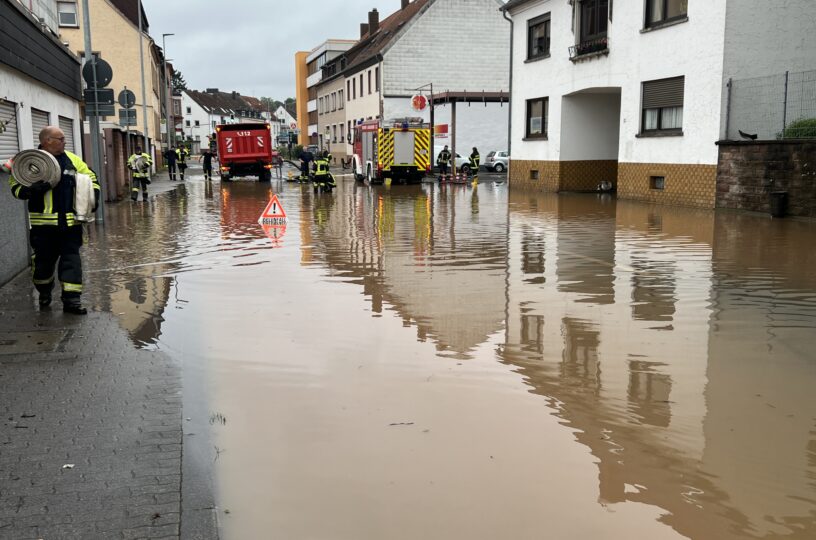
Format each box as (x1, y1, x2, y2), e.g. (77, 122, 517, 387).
(162, 33, 175, 150)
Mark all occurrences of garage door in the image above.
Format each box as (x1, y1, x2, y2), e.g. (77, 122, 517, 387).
(0, 100, 20, 162)
(58, 116, 75, 153)
(31, 108, 50, 147)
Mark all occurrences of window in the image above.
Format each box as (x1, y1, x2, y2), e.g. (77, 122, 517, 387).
(641, 76, 684, 134)
(186, 106, 191, 115)
(368, 70, 372, 94)
(185, 120, 190, 127)
(375, 67, 380, 92)
(525, 97, 548, 138)
(194, 120, 200, 127)
(332, 93, 337, 111)
(339, 89, 344, 109)
(212, 121, 216, 129)
(347, 80, 351, 100)
(360, 74, 364, 97)
(332, 125, 337, 143)
(352, 78, 356, 100)
(319, 97, 323, 114)
(650, 176, 666, 190)
(347, 120, 352, 143)
(645, 0, 688, 28)
(57, 2, 78, 26)
(340, 124, 344, 142)
(527, 13, 551, 59)
(580, 0, 608, 42)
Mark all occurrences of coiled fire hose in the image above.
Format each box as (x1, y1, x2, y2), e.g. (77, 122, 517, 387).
(10, 149, 61, 187)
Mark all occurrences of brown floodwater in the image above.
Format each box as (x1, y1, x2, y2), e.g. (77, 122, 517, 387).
(82, 169, 816, 539)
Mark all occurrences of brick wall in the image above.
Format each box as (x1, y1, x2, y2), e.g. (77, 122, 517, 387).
(618, 163, 717, 209)
(716, 141, 816, 217)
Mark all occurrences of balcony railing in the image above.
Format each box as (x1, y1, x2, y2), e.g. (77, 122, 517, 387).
(569, 37, 609, 61)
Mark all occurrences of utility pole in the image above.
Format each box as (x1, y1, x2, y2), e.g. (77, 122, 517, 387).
(137, 0, 150, 161)
(80, 0, 105, 222)
(162, 33, 174, 151)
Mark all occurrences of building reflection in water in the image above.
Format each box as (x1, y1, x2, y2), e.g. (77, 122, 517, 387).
(303, 182, 509, 359)
(501, 191, 816, 539)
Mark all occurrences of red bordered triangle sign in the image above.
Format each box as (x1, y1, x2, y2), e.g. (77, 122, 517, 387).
(258, 194, 287, 225)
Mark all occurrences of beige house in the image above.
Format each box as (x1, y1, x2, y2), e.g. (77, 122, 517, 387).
(59, 0, 163, 164)
(316, 73, 347, 163)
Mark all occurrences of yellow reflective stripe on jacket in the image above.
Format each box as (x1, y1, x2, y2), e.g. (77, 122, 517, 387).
(33, 277, 54, 285)
(29, 212, 77, 226)
(44, 190, 54, 213)
(62, 282, 83, 293)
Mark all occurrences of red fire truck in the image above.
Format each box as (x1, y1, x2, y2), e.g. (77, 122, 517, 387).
(351, 118, 431, 185)
(216, 122, 275, 182)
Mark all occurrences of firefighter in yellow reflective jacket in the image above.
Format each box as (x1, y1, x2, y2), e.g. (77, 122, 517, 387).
(312, 154, 336, 191)
(176, 146, 190, 180)
(8, 126, 100, 315)
(128, 147, 152, 201)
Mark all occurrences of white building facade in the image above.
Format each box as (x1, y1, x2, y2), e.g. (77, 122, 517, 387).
(503, 0, 816, 208)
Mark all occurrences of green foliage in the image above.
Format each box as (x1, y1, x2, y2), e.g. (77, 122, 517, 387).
(171, 70, 188, 91)
(780, 117, 816, 139)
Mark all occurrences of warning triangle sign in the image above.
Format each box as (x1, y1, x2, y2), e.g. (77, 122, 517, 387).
(259, 194, 287, 225)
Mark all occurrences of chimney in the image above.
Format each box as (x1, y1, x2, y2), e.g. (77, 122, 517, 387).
(360, 22, 369, 38)
(402, 0, 409, 9)
(368, 8, 379, 34)
(206, 88, 219, 94)
(231, 91, 239, 99)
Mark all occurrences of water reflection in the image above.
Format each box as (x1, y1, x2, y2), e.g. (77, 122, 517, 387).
(77, 176, 816, 539)
(503, 191, 816, 539)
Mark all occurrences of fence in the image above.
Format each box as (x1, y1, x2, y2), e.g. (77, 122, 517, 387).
(725, 69, 816, 141)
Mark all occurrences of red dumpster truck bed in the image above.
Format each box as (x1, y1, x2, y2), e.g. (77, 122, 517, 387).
(216, 122, 274, 182)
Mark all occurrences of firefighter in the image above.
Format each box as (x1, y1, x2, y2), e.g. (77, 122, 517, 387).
(312, 153, 335, 191)
(298, 148, 314, 183)
(437, 145, 451, 181)
(8, 126, 100, 315)
(323, 149, 332, 167)
(163, 145, 178, 181)
(468, 147, 480, 177)
(200, 149, 214, 181)
(128, 147, 152, 201)
(176, 146, 190, 180)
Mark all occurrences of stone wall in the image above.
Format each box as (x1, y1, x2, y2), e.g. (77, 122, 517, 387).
(716, 141, 816, 217)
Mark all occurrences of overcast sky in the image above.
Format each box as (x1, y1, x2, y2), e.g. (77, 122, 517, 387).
(142, 0, 433, 101)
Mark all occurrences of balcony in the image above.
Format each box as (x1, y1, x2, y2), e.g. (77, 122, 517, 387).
(569, 37, 609, 62)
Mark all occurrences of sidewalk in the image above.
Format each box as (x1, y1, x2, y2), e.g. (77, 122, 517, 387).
(0, 169, 216, 540)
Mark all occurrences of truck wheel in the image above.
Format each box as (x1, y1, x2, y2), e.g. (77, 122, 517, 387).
(221, 173, 231, 182)
(460, 165, 471, 175)
(494, 163, 505, 173)
(354, 159, 365, 182)
(366, 165, 372, 183)
(259, 169, 271, 182)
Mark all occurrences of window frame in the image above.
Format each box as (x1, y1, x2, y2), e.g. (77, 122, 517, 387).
(527, 12, 551, 61)
(57, 1, 78, 27)
(640, 76, 684, 136)
(579, 0, 609, 43)
(375, 67, 380, 92)
(644, 0, 688, 29)
(525, 97, 549, 139)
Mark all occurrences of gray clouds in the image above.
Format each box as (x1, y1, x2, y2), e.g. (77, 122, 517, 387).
(142, 0, 412, 99)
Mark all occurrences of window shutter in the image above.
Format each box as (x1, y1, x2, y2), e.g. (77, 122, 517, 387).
(642, 76, 684, 109)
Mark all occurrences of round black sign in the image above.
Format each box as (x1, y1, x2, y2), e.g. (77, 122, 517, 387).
(118, 89, 136, 109)
(82, 58, 113, 88)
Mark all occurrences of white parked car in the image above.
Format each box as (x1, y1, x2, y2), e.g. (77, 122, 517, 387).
(434, 146, 473, 172)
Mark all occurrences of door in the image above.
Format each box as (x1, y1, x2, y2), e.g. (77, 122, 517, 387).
(393, 131, 415, 165)
(58, 116, 75, 153)
(31, 109, 50, 147)
(0, 100, 20, 162)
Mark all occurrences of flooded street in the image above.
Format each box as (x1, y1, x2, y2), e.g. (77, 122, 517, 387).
(80, 167, 816, 539)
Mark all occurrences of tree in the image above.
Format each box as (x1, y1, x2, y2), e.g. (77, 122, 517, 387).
(171, 70, 188, 91)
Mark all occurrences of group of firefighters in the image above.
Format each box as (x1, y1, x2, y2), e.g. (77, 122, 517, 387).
(297, 149, 336, 191)
(126, 145, 218, 202)
(436, 145, 480, 182)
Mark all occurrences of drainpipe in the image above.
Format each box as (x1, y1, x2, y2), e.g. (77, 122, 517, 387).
(502, 9, 513, 156)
